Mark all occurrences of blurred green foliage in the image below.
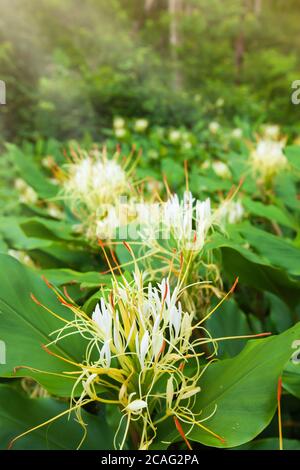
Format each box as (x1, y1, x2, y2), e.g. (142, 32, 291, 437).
(1, 0, 300, 144)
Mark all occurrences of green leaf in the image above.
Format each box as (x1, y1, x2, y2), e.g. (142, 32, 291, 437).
(0, 385, 113, 450)
(6, 144, 57, 199)
(0, 254, 88, 396)
(40, 268, 109, 288)
(0, 216, 53, 250)
(285, 145, 300, 172)
(242, 197, 297, 230)
(161, 158, 184, 188)
(232, 437, 300, 450)
(266, 292, 293, 333)
(21, 217, 77, 242)
(206, 233, 300, 307)
(275, 173, 299, 212)
(237, 225, 300, 276)
(221, 246, 300, 308)
(207, 299, 251, 357)
(282, 356, 300, 399)
(190, 174, 232, 194)
(154, 323, 300, 449)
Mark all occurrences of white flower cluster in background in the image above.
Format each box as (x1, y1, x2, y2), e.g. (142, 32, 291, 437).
(134, 118, 149, 133)
(262, 124, 280, 140)
(218, 199, 244, 226)
(136, 191, 214, 252)
(250, 139, 288, 182)
(208, 121, 220, 134)
(231, 128, 243, 139)
(8, 249, 35, 268)
(63, 153, 128, 212)
(163, 192, 212, 251)
(14, 178, 38, 205)
(113, 117, 126, 138)
(212, 161, 231, 179)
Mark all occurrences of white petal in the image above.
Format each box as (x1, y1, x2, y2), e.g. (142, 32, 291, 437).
(181, 387, 201, 400)
(139, 330, 149, 368)
(166, 376, 174, 409)
(83, 373, 97, 396)
(152, 331, 164, 358)
(100, 340, 111, 368)
(126, 399, 147, 413)
(92, 303, 102, 328)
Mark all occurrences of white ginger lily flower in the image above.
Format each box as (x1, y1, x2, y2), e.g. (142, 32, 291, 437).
(134, 119, 149, 133)
(231, 128, 243, 139)
(50, 269, 208, 450)
(90, 276, 193, 372)
(208, 121, 220, 134)
(218, 200, 244, 226)
(250, 139, 287, 181)
(263, 124, 280, 140)
(113, 117, 125, 129)
(139, 191, 213, 252)
(15, 178, 38, 204)
(212, 161, 231, 179)
(126, 399, 148, 414)
(169, 129, 181, 144)
(82, 372, 98, 396)
(63, 152, 129, 216)
(115, 128, 127, 139)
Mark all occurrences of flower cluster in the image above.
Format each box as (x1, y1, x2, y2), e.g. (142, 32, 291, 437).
(15, 178, 38, 205)
(63, 150, 128, 211)
(48, 268, 218, 449)
(162, 191, 212, 252)
(218, 199, 244, 227)
(61, 148, 136, 241)
(212, 161, 231, 179)
(250, 139, 288, 183)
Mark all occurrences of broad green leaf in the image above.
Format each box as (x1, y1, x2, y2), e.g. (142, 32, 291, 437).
(7, 144, 57, 199)
(285, 145, 300, 172)
(190, 174, 232, 194)
(0, 385, 113, 450)
(0, 254, 88, 396)
(221, 247, 300, 307)
(207, 299, 251, 357)
(275, 173, 299, 212)
(6, 144, 58, 199)
(40, 268, 108, 288)
(161, 158, 184, 188)
(206, 233, 300, 307)
(0, 216, 53, 250)
(154, 323, 300, 449)
(242, 197, 298, 230)
(31, 243, 98, 270)
(21, 217, 77, 242)
(233, 438, 300, 450)
(282, 358, 300, 399)
(266, 292, 293, 333)
(237, 225, 300, 276)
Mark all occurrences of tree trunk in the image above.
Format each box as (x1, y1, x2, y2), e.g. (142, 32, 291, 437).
(235, 30, 245, 85)
(169, 0, 182, 91)
(253, 0, 262, 15)
(144, 0, 156, 12)
(235, 2, 247, 85)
